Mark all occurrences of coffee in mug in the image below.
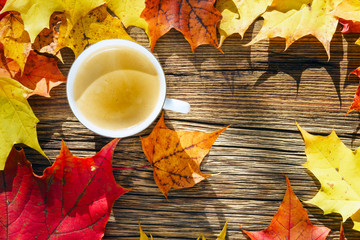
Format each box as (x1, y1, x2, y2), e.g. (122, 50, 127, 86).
(73, 47, 160, 130)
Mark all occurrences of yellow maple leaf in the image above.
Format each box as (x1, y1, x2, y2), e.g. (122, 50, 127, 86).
(1, 0, 107, 42)
(248, 0, 340, 59)
(297, 122, 360, 231)
(139, 223, 154, 240)
(139, 221, 228, 239)
(57, 4, 134, 58)
(216, 0, 272, 46)
(0, 77, 46, 170)
(196, 221, 228, 240)
(108, 0, 150, 39)
(0, 13, 31, 72)
(331, 0, 360, 22)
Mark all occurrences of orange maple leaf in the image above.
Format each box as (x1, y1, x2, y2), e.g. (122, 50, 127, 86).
(141, 0, 222, 52)
(15, 51, 66, 97)
(140, 113, 228, 198)
(0, 45, 66, 97)
(242, 176, 331, 240)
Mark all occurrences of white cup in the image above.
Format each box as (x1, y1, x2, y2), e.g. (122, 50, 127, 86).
(67, 39, 190, 138)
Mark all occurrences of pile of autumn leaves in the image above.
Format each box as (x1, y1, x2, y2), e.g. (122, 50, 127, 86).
(2, 0, 360, 239)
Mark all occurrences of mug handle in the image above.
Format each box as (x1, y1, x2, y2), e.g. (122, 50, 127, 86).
(163, 98, 190, 114)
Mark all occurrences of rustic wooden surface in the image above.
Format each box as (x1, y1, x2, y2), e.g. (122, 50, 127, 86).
(25, 19, 360, 239)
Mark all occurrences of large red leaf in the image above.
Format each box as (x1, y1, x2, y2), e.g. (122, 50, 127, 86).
(0, 139, 128, 239)
(141, 0, 222, 52)
(242, 176, 330, 240)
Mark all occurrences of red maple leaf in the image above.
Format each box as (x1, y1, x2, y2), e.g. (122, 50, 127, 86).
(141, 0, 222, 52)
(339, 18, 360, 33)
(242, 176, 330, 240)
(347, 67, 360, 115)
(0, 139, 128, 239)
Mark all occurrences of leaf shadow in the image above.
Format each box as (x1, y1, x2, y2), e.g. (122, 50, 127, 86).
(255, 30, 344, 105)
(342, 33, 360, 89)
(153, 28, 252, 99)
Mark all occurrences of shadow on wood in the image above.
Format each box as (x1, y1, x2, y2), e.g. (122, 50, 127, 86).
(254, 31, 344, 105)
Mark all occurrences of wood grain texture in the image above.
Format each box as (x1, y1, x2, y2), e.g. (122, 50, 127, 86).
(25, 19, 360, 239)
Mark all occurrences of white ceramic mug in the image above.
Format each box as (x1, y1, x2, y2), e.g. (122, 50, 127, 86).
(67, 39, 190, 138)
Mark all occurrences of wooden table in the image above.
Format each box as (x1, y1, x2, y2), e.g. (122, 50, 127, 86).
(26, 20, 360, 239)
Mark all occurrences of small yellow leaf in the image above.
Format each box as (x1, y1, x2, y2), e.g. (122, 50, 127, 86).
(0, 77, 46, 170)
(57, 4, 134, 58)
(216, 0, 272, 46)
(248, 0, 340, 59)
(140, 221, 227, 239)
(0, 13, 31, 72)
(331, 0, 360, 22)
(139, 223, 153, 240)
(1, 0, 63, 42)
(297, 122, 360, 231)
(108, 0, 150, 39)
(216, 221, 228, 240)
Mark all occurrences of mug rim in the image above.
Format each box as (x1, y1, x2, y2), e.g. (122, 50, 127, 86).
(66, 39, 166, 138)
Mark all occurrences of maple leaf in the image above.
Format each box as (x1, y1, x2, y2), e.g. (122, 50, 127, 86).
(141, 0, 222, 52)
(57, 5, 134, 58)
(242, 175, 331, 240)
(0, 12, 31, 72)
(297, 123, 360, 231)
(346, 67, 360, 115)
(139, 223, 154, 240)
(140, 113, 228, 198)
(108, 0, 150, 38)
(0, 77, 45, 170)
(0, 139, 129, 239)
(0, 45, 66, 98)
(197, 221, 228, 240)
(248, 0, 340, 59)
(339, 19, 360, 33)
(331, 0, 360, 23)
(32, 13, 64, 60)
(0, 43, 18, 78)
(0, 0, 8, 20)
(0, 0, 107, 42)
(14, 51, 66, 98)
(138, 221, 228, 239)
(216, 0, 272, 46)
